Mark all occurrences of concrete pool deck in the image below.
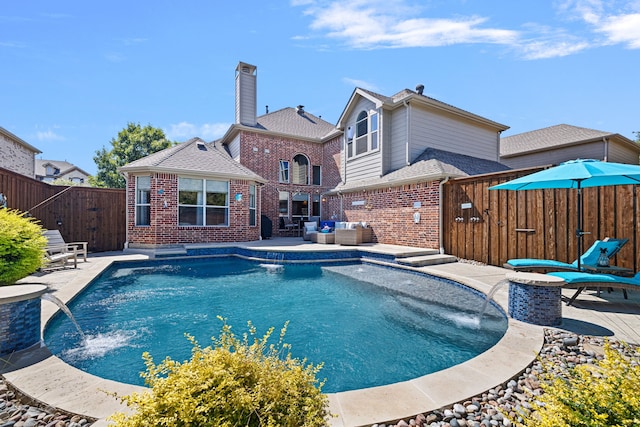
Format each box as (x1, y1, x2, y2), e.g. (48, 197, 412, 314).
(2, 238, 640, 426)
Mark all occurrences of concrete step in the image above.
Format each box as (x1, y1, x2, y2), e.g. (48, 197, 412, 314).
(392, 248, 440, 258)
(396, 253, 458, 267)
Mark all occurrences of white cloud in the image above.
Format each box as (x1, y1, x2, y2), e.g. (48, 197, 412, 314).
(36, 129, 64, 142)
(166, 122, 230, 141)
(295, 1, 519, 49)
(596, 12, 640, 48)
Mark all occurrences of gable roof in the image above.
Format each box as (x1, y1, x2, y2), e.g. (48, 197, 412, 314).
(222, 107, 340, 144)
(0, 126, 42, 154)
(500, 124, 640, 157)
(36, 159, 90, 177)
(336, 87, 509, 132)
(330, 147, 510, 193)
(120, 138, 267, 183)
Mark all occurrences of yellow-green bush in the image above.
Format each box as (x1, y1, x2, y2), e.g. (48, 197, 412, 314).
(0, 209, 46, 285)
(521, 342, 640, 427)
(109, 318, 330, 427)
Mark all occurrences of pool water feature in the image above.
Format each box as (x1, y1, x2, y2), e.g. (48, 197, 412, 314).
(44, 258, 507, 393)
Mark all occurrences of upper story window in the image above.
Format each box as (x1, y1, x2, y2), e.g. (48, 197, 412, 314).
(279, 160, 289, 183)
(45, 165, 60, 176)
(292, 154, 309, 185)
(348, 110, 379, 158)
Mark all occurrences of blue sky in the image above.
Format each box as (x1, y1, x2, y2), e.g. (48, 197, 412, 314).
(2, 0, 639, 175)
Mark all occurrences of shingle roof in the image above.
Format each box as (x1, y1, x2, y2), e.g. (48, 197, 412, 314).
(501, 124, 619, 157)
(250, 107, 338, 140)
(120, 138, 266, 182)
(35, 159, 89, 176)
(332, 147, 510, 192)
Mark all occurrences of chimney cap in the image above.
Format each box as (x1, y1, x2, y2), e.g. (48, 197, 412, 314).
(296, 105, 305, 114)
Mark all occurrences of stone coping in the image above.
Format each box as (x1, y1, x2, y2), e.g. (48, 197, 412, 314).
(1, 250, 544, 427)
(0, 284, 48, 305)
(506, 271, 566, 287)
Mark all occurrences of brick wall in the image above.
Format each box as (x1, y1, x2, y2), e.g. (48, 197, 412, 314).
(324, 180, 442, 248)
(126, 173, 260, 247)
(238, 131, 343, 236)
(0, 133, 35, 178)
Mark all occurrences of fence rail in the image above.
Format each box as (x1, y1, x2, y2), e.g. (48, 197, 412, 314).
(443, 167, 639, 272)
(0, 167, 126, 252)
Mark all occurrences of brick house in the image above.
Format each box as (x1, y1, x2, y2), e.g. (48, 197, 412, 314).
(325, 86, 510, 249)
(120, 62, 342, 247)
(0, 126, 41, 178)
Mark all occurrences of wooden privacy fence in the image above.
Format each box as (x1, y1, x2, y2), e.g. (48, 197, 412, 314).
(443, 167, 639, 272)
(0, 167, 126, 252)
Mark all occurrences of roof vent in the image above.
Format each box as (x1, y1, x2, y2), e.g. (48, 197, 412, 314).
(196, 140, 207, 150)
(416, 84, 424, 95)
(296, 105, 305, 114)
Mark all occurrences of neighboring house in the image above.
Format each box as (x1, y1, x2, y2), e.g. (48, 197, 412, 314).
(500, 124, 640, 169)
(35, 159, 91, 184)
(120, 62, 342, 247)
(0, 126, 41, 178)
(324, 86, 510, 248)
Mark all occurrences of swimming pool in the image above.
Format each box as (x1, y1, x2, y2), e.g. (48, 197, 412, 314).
(44, 257, 507, 393)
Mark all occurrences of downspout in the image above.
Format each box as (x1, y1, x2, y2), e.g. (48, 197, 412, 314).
(438, 176, 451, 254)
(404, 101, 410, 165)
(603, 137, 609, 162)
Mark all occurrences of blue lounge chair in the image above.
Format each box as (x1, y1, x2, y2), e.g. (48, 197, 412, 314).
(504, 238, 628, 272)
(547, 270, 639, 305)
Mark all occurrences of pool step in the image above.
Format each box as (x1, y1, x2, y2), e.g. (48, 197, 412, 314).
(395, 253, 458, 267)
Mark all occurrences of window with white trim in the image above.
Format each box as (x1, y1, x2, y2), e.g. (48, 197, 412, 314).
(278, 191, 289, 216)
(178, 178, 229, 226)
(135, 176, 151, 226)
(348, 110, 380, 158)
(249, 184, 256, 226)
(279, 160, 289, 183)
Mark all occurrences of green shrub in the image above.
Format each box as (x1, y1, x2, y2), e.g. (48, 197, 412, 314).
(109, 318, 330, 427)
(0, 209, 46, 285)
(520, 342, 640, 427)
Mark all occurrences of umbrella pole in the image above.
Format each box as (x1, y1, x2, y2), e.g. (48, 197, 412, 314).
(576, 185, 582, 271)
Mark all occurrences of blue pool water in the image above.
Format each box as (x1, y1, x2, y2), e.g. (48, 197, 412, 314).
(44, 257, 507, 393)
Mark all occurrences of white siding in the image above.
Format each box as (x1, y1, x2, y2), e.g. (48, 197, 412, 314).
(228, 134, 241, 161)
(0, 133, 35, 177)
(409, 104, 499, 163)
(607, 142, 640, 165)
(235, 66, 257, 126)
(501, 142, 605, 169)
(343, 97, 381, 182)
(389, 108, 408, 171)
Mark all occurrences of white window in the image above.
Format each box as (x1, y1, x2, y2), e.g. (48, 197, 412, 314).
(279, 160, 289, 183)
(135, 176, 151, 226)
(178, 178, 229, 226)
(348, 110, 380, 158)
(279, 191, 289, 216)
(249, 184, 256, 227)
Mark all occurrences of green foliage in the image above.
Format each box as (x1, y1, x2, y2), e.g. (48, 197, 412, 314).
(0, 209, 47, 285)
(520, 342, 640, 427)
(91, 122, 174, 188)
(109, 318, 330, 427)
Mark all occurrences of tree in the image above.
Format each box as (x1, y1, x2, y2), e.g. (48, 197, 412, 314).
(90, 123, 175, 188)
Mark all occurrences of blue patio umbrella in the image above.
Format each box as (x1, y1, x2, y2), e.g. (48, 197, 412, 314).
(489, 159, 640, 270)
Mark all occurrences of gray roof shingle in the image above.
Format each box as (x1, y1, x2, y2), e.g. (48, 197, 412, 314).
(120, 138, 266, 182)
(501, 124, 617, 156)
(247, 107, 338, 140)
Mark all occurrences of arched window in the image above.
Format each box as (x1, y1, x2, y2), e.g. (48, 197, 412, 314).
(292, 154, 309, 185)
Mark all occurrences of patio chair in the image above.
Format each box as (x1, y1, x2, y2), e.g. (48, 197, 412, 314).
(504, 238, 628, 272)
(546, 270, 640, 305)
(43, 229, 88, 262)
